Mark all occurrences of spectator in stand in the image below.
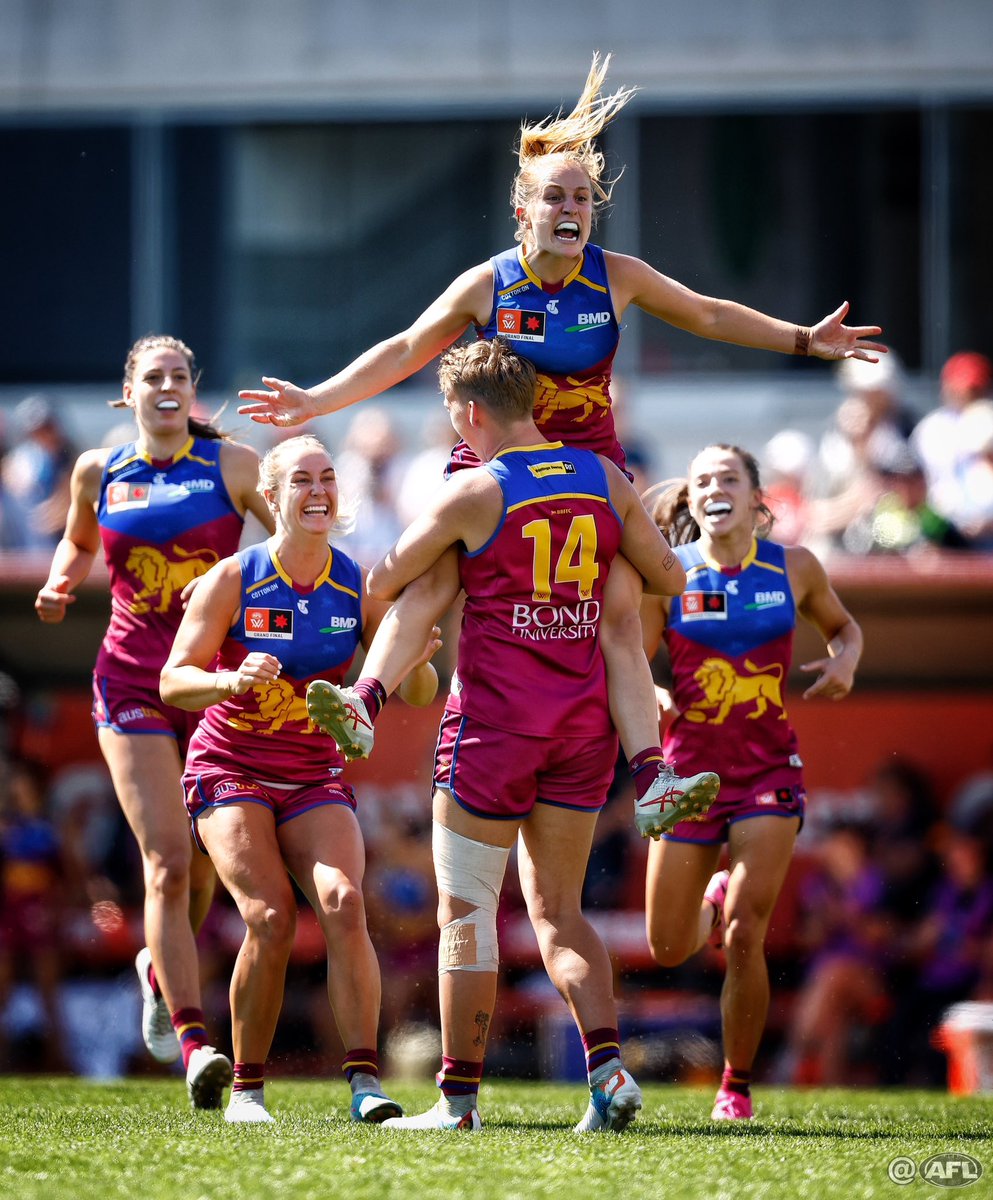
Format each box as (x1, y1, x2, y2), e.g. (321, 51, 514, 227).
(394, 413, 458, 528)
(333, 406, 409, 569)
(840, 440, 969, 555)
(0, 757, 74, 1072)
(776, 819, 892, 1086)
(805, 353, 913, 556)
(761, 429, 815, 548)
(953, 399, 993, 549)
(911, 350, 993, 535)
(868, 759, 941, 926)
(883, 810, 993, 1087)
(1, 394, 76, 551)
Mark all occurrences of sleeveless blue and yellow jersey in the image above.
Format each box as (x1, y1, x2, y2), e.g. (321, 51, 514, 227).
(451, 440, 621, 739)
(96, 435, 244, 684)
(185, 541, 363, 783)
(663, 538, 801, 786)
(472, 244, 624, 469)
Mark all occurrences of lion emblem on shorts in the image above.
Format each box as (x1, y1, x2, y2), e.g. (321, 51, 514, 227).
(684, 657, 786, 726)
(126, 545, 220, 614)
(226, 678, 315, 735)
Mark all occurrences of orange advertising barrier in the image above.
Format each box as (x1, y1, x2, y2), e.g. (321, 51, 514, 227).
(16, 687, 993, 809)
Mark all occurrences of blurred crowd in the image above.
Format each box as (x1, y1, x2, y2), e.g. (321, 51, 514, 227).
(3, 348, 993, 560)
(762, 349, 993, 557)
(1, 349, 992, 1086)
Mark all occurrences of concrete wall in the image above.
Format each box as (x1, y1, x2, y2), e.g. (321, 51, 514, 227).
(3, 0, 993, 120)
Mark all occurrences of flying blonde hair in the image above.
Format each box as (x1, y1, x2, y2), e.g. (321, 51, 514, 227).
(511, 52, 638, 237)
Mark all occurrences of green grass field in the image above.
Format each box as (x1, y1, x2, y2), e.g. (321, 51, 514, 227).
(2, 1077, 989, 1200)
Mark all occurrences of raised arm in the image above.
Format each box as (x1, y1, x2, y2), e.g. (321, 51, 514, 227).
(786, 544, 863, 700)
(606, 252, 887, 363)
(34, 449, 106, 625)
(237, 263, 494, 428)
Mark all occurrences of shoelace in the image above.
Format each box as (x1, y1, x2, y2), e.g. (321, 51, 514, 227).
(342, 702, 373, 733)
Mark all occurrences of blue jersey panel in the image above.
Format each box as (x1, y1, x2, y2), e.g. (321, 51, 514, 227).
(234, 542, 364, 680)
(477, 244, 619, 376)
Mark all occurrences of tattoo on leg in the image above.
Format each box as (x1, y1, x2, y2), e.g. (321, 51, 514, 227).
(473, 1010, 490, 1048)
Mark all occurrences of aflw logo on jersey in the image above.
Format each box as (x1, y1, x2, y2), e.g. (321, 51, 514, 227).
(529, 461, 577, 479)
(245, 607, 294, 639)
(496, 308, 546, 342)
(107, 481, 151, 511)
(681, 592, 727, 621)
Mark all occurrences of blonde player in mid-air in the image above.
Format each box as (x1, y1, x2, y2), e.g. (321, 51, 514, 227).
(239, 53, 884, 840)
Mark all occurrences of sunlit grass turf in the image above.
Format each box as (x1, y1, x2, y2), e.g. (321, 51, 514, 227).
(2, 1077, 990, 1200)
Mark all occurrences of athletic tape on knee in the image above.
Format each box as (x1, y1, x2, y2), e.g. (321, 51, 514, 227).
(432, 821, 509, 974)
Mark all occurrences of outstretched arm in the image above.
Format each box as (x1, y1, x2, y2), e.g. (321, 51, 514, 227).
(237, 263, 494, 427)
(607, 253, 887, 363)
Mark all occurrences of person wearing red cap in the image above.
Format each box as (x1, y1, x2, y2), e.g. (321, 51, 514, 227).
(911, 350, 993, 533)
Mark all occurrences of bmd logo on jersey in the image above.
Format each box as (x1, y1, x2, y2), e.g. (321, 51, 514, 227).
(681, 592, 727, 621)
(746, 590, 787, 611)
(496, 307, 546, 342)
(529, 461, 577, 479)
(244, 607, 294, 639)
(566, 312, 612, 331)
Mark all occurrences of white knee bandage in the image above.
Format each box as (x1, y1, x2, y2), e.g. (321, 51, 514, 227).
(432, 821, 509, 975)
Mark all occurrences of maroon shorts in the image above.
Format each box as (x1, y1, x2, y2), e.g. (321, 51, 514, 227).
(433, 708, 617, 820)
(184, 765, 356, 853)
(92, 672, 202, 757)
(664, 765, 806, 846)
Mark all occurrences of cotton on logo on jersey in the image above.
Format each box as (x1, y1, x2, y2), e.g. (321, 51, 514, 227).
(107, 481, 151, 511)
(511, 600, 600, 641)
(496, 308, 546, 343)
(681, 592, 727, 621)
(245, 607, 294, 639)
